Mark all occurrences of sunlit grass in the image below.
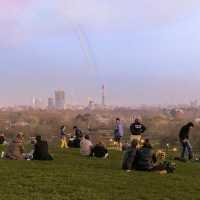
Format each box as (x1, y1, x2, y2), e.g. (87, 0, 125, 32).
(0, 147, 199, 200)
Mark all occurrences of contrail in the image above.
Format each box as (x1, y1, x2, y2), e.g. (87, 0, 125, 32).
(75, 24, 97, 72)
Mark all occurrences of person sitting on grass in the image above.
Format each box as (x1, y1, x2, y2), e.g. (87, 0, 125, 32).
(122, 139, 138, 171)
(91, 141, 109, 159)
(5, 132, 24, 160)
(0, 134, 5, 145)
(68, 126, 83, 148)
(80, 135, 93, 156)
(73, 126, 83, 139)
(33, 135, 53, 161)
(134, 139, 175, 173)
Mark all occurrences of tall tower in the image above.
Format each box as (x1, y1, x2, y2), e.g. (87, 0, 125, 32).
(102, 85, 105, 107)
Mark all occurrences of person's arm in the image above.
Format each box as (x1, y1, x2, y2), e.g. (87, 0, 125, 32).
(141, 125, 146, 133)
(130, 124, 133, 134)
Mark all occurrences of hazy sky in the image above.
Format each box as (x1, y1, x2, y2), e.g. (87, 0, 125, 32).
(1, 0, 200, 106)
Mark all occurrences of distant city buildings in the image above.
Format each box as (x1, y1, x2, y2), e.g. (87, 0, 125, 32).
(55, 90, 66, 110)
(32, 97, 43, 109)
(48, 97, 54, 110)
(32, 85, 111, 111)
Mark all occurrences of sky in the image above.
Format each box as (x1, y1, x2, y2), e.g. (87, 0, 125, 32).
(0, 0, 200, 107)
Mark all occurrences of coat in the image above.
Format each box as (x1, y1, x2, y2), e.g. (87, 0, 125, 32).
(5, 139, 24, 160)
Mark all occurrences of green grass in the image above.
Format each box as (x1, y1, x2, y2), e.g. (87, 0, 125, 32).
(0, 147, 200, 200)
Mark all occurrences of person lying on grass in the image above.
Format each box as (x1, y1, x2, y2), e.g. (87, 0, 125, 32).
(91, 141, 109, 159)
(33, 135, 53, 161)
(5, 132, 24, 160)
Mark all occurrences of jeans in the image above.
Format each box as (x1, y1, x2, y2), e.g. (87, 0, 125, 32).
(181, 139, 193, 160)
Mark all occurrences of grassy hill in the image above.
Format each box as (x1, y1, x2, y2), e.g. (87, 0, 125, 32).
(0, 148, 200, 200)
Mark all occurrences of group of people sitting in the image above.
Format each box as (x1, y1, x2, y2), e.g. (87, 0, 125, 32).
(122, 139, 175, 173)
(0, 118, 194, 175)
(60, 126, 83, 149)
(3, 133, 53, 161)
(80, 135, 109, 158)
(60, 125, 109, 158)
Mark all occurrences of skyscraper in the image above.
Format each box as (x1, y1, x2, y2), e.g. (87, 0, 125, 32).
(55, 91, 65, 110)
(32, 97, 43, 109)
(48, 97, 54, 110)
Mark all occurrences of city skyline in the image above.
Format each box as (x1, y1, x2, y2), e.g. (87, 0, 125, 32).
(1, 1, 200, 107)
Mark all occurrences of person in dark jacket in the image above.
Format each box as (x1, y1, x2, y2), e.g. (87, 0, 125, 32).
(68, 126, 83, 148)
(122, 139, 138, 171)
(73, 126, 83, 139)
(179, 122, 194, 160)
(130, 118, 146, 142)
(33, 136, 53, 161)
(92, 142, 109, 158)
(135, 139, 154, 171)
(135, 139, 175, 173)
(0, 134, 5, 145)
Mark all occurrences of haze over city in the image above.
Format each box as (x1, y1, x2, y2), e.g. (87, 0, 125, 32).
(1, 0, 200, 107)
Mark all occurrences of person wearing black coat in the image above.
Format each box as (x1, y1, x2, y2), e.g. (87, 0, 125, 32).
(179, 122, 194, 160)
(33, 136, 53, 161)
(130, 118, 146, 142)
(92, 142, 108, 158)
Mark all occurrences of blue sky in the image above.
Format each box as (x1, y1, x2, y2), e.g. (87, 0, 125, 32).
(0, 0, 200, 106)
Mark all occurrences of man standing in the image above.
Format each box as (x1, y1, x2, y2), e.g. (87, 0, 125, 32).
(114, 118, 124, 149)
(179, 122, 194, 160)
(60, 125, 68, 149)
(130, 118, 146, 142)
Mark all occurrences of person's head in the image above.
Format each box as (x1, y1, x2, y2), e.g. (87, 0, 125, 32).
(135, 118, 140, 123)
(85, 135, 90, 140)
(143, 139, 152, 148)
(0, 133, 4, 137)
(17, 132, 24, 139)
(131, 139, 138, 149)
(36, 135, 42, 142)
(60, 125, 65, 131)
(15, 132, 24, 142)
(97, 141, 104, 147)
(116, 118, 120, 124)
(73, 126, 77, 130)
(187, 122, 194, 129)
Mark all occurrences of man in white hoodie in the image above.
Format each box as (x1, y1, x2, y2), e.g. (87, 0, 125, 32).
(80, 135, 93, 156)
